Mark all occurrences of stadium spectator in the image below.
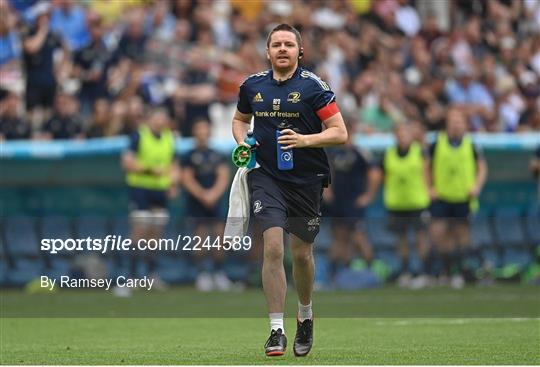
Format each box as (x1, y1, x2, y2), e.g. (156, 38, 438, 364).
(20, 2, 67, 127)
(374, 123, 432, 289)
(394, 0, 421, 37)
(49, 0, 89, 52)
(175, 50, 216, 137)
(181, 118, 231, 291)
(445, 66, 495, 131)
(120, 108, 181, 297)
(0, 91, 31, 140)
(518, 87, 540, 131)
(427, 107, 488, 289)
(87, 0, 138, 31)
(324, 122, 377, 285)
(144, 0, 176, 43)
(40, 92, 84, 140)
(108, 99, 128, 136)
(0, 4, 22, 93)
(114, 8, 147, 65)
(122, 95, 146, 136)
(85, 98, 111, 138)
(72, 15, 111, 118)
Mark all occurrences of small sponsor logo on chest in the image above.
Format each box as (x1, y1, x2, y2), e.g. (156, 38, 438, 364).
(287, 92, 301, 103)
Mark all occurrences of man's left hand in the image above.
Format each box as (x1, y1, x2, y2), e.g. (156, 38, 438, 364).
(167, 186, 179, 199)
(469, 185, 481, 198)
(277, 129, 308, 150)
(355, 194, 371, 208)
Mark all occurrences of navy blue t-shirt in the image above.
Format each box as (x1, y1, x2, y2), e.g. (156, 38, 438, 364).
(181, 147, 226, 189)
(327, 146, 370, 204)
(237, 67, 336, 186)
(21, 26, 63, 87)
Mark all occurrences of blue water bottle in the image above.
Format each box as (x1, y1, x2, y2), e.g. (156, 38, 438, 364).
(245, 130, 257, 169)
(276, 122, 294, 171)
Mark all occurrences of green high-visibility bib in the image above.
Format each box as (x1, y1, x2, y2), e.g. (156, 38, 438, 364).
(126, 125, 175, 190)
(433, 133, 476, 203)
(383, 142, 430, 210)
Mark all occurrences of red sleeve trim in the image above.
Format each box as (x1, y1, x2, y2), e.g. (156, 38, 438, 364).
(316, 102, 340, 121)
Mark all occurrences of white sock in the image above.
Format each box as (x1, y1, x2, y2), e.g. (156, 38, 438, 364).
(269, 313, 284, 333)
(298, 301, 312, 322)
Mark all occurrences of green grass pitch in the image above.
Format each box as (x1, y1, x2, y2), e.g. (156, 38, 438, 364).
(1, 285, 539, 365)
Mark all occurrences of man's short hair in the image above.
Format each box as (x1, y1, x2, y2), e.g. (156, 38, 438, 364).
(266, 23, 303, 49)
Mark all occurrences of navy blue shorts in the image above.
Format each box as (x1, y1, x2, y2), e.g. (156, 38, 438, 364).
(388, 209, 429, 234)
(430, 200, 470, 220)
(248, 170, 323, 243)
(128, 187, 168, 211)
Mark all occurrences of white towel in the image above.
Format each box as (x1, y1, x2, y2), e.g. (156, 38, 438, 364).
(224, 166, 256, 238)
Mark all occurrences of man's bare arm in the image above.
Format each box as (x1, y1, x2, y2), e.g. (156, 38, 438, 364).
(277, 112, 348, 149)
(232, 109, 252, 145)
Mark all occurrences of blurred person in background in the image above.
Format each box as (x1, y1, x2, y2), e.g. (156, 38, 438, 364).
(445, 66, 495, 131)
(120, 108, 181, 297)
(324, 121, 377, 286)
(374, 123, 432, 289)
(181, 118, 231, 292)
(0, 91, 31, 140)
(49, 0, 89, 52)
(40, 92, 84, 140)
(20, 2, 68, 129)
(72, 14, 111, 118)
(0, 4, 23, 93)
(87, 0, 131, 30)
(427, 107, 487, 289)
(518, 87, 540, 132)
(122, 95, 146, 135)
(495, 75, 526, 132)
(108, 99, 129, 136)
(114, 8, 147, 65)
(85, 98, 111, 138)
(175, 48, 216, 137)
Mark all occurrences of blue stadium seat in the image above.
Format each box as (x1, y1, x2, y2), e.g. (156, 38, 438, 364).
(3, 216, 46, 285)
(155, 257, 197, 283)
(112, 216, 130, 238)
(77, 216, 109, 239)
(4, 216, 40, 257)
(6, 258, 43, 285)
(0, 238, 9, 286)
(502, 249, 532, 268)
(493, 207, 527, 248)
(525, 207, 540, 244)
(470, 213, 495, 249)
(493, 207, 532, 268)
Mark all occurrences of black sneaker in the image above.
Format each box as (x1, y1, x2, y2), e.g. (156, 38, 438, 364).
(293, 318, 313, 356)
(264, 328, 287, 356)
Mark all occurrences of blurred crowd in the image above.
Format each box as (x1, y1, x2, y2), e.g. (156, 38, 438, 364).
(0, 0, 539, 141)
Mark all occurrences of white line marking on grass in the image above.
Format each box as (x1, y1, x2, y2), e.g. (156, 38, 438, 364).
(374, 318, 540, 326)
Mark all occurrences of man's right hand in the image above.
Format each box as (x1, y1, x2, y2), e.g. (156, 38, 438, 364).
(149, 166, 166, 176)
